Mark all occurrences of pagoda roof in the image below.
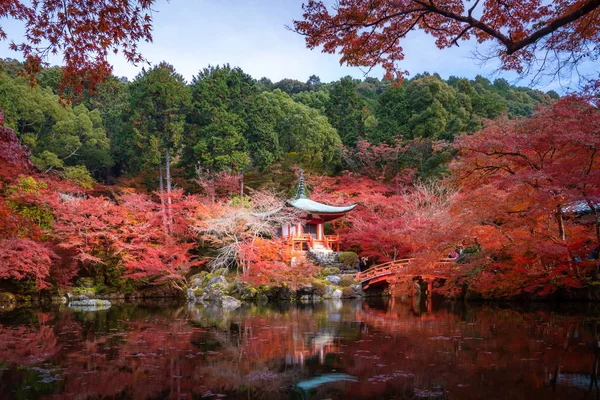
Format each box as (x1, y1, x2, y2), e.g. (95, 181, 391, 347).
(287, 168, 356, 214)
(286, 198, 357, 214)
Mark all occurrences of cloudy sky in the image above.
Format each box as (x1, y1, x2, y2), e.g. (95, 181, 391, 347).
(0, 0, 595, 91)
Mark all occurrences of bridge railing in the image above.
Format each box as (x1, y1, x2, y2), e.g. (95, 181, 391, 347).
(355, 258, 457, 283)
(355, 258, 413, 282)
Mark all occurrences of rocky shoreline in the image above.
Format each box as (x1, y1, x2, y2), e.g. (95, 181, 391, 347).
(4, 272, 600, 312)
(0, 269, 365, 311)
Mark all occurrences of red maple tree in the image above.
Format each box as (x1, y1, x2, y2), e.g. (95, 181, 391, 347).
(1, 0, 155, 95)
(436, 96, 600, 296)
(294, 1, 600, 88)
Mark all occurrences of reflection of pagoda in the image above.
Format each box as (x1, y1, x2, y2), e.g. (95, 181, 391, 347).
(279, 169, 356, 252)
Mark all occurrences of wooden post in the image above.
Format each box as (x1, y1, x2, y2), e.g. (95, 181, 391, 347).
(428, 281, 434, 297)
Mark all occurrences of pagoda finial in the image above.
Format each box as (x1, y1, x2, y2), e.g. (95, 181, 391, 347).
(296, 168, 307, 199)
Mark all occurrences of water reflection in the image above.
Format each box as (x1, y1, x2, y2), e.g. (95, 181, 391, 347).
(0, 299, 599, 399)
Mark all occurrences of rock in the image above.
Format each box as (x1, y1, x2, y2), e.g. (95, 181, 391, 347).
(189, 271, 209, 288)
(332, 289, 343, 299)
(350, 284, 363, 297)
(221, 296, 242, 309)
(257, 294, 269, 304)
(308, 251, 340, 266)
(50, 295, 68, 304)
(197, 292, 242, 309)
(68, 299, 111, 311)
(206, 275, 228, 289)
(186, 288, 196, 301)
(323, 285, 335, 299)
(0, 292, 16, 310)
(326, 275, 341, 286)
(300, 294, 313, 303)
(232, 280, 256, 301)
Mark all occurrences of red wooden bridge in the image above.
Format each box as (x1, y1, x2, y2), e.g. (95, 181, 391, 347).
(354, 258, 456, 291)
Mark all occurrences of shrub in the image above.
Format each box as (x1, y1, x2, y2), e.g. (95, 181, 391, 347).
(339, 275, 356, 287)
(338, 252, 358, 268)
(312, 280, 328, 296)
(321, 266, 340, 277)
(64, 165, 95, 189)
(341, 287, 355, 298)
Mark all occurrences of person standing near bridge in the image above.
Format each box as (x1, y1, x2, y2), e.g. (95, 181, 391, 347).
(359, 256, 369, 272)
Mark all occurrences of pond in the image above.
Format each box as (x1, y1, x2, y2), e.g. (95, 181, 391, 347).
(0, 297, 598, 399)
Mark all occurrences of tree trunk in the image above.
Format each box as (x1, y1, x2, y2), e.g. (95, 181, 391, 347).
(555, 204, 566, 241)
(210, 172, 216, 204)
(159, 164, 164, 193)
(165, 148, 172, 194)
(165, 148, 172, 235)
(159, 164, 168, 235)
(240, 171, 244, 199)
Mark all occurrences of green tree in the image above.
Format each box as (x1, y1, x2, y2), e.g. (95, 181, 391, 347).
(262, 89, 342, 171)
(327, 76, 365, 146)
(123, 62, 190, 192)
(182, 65, 252, 187)
(292, 90, 330, 115)
(371, 85, 409, 143)
(0, 72, 111, 178)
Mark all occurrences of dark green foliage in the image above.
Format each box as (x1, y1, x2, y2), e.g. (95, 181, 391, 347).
(327, 76, 366, 146)
(181, 65, 254, 176)
(0, 72, 112, 177)
(0, 57, 555, 189)
(338, 251, 359, 268)
(116, 62, 190, 176)
(260, 90, 342, 172)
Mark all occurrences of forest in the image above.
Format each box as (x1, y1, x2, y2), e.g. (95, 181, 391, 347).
(2, 54, 598, 302)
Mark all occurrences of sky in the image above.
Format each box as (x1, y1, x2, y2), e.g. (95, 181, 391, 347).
(0, 0, 596, 92)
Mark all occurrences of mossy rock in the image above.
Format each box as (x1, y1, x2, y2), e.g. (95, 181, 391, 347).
(230, 280, 257, 301)
(189, 271, 210, 288)
(339, 275, 356, 287)
(312, 280, 328, 296)
(341, 287, 355, 298)
(0, 292, 16, 306)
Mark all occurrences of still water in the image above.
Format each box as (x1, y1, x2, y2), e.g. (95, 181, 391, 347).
(0, 297, 598, 399)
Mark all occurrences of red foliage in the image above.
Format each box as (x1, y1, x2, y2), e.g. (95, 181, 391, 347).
(294, 1, 600, 87)
(240, 238, 319, 290)
(437, 97, 600, 296)
(195, 170, 242, 204)
(0, 115, 34, 182)
(1, 1, 155, 96)
(310, 173, 452, 263)
(52, 190, 202, 286)
(343, 139, 415, 182)
(0, 239, 57, 289)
